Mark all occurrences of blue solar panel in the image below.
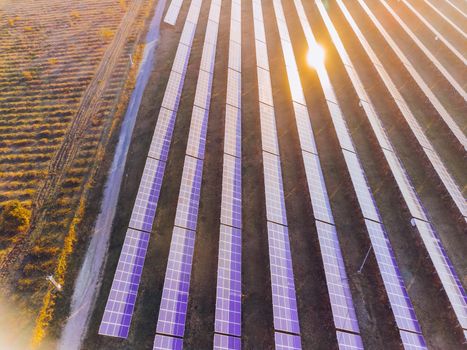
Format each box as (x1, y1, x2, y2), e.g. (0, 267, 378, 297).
(336, 331, 364, 350)
(364, 219, 422, 334)
(316, 221, 360, 333)
(220, 154, 242, 229)
(99, 229, 150, 338)
(262, 152, 288, 226)
(267, 222, 300, 334)
(214, 225, 242, 336)
(129, 158, 166, 232)
(148, 107, 177, 162)
(153, 334, 183, 350)
(275, 332, 302, 350)
(223, 104, 242, 158)
(173, 156, 203, 231)
(156, 227, 196, 337)
(213, 333, 241, 350)
(186, 106, 209, 160)
(399, 330, 427, 350)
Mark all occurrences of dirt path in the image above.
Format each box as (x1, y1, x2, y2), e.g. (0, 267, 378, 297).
(57, 2, 165, 349)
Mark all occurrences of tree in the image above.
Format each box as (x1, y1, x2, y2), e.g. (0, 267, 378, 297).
(0, 200, 31, 235)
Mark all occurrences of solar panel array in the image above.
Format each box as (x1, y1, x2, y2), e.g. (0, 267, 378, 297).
(401, 0, 466, 67)
(423, 0, 467, 38)
(351, 0, 467, 221)
(252, 0, 302, 346)
(154, 0, 221, 346)
(375, 0, 467, 150)
(326, 3, 467, 335)
(272, 0, 365, 346)
(214, 0, 242, 345)
(295, 0, 427, 347)
(99, 0, 202, 338)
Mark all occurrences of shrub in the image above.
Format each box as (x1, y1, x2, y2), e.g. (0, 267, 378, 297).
(22, 70, 34, 81)
(0, 200, 31, 235)
(100, 28, 114, 41)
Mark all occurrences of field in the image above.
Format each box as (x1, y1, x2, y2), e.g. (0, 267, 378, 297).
(0, 0, 153, 348)
(1, 0, 466, 349)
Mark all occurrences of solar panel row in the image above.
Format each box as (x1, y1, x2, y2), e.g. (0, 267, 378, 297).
(99, 0, 203, 338)
(374, 0, 467, 149)
(348, 0, 467, 220)
(327, 7, 467, 329)
(214, 0, 243, 345)
(274, 0, 363, 345)
(252, 0, 302, 346)
(296, 1, 427, 347)
(154, 0, 221, 347)
(422, 0, 467, 39)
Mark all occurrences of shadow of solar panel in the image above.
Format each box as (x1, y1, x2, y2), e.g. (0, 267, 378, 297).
(99, 229, 150, 338)
(274, 332, 302, 350)
(153, 334, 183, 350)
(156, 227, 196, 337)
(213, 334, 241, 350)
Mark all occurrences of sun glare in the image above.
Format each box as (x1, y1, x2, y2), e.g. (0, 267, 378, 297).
(307, 44, 325, 69)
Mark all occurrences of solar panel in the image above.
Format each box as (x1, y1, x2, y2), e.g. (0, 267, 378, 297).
(179, 21, 197, 46)
(259, 102, 280, 155)
(129, 158, 167, 232)
(172, 44, 190, 75)
(153, 334, 183, 350)
(220, 154, 242, 229)
(228, 41, 242, 72)
(205, 19, 219, 45)
(267, 222, 300, 334)
(194, 69, 213, 111)
(382, 150, 427, 221)
(209, 2, 222, 24)
(341, 150, 380, 222)
(231, 1, 241, 22)
(253, 18, 266, 42)
(257, 67, 274, 106)
(161, 71, 184, 112)
(399, 330, 427, 350)
(148, 108, 177, 161)
(224, 104, 242, 158)
(163, 0, 183, 26)
(99, 229, 150, 338)
(326, 100, 355, 153)
(213, 333, 241, 350)
(302, 152, 334, 225)
(413, 219, 467, 330)
(156, 227, 196, 337)
(274, 332, 302, 350)
(292, 102, 318, 155)
(364, 219, 422, 334)
(174, 155, 203, 231)
(186, 106, 209, 160)
(316, 221, 360, 332)
(254, 40, 269, 70)
(214, 224, 242, 336)
(336, 331, 364, 350)
(200, 42, 216, 73)
(262, 152, 288, 226)
(226, 70, 241, 108)
(186, 1, 202, 24)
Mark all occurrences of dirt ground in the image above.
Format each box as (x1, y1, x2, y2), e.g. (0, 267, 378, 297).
(78, 0, 466, 348)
